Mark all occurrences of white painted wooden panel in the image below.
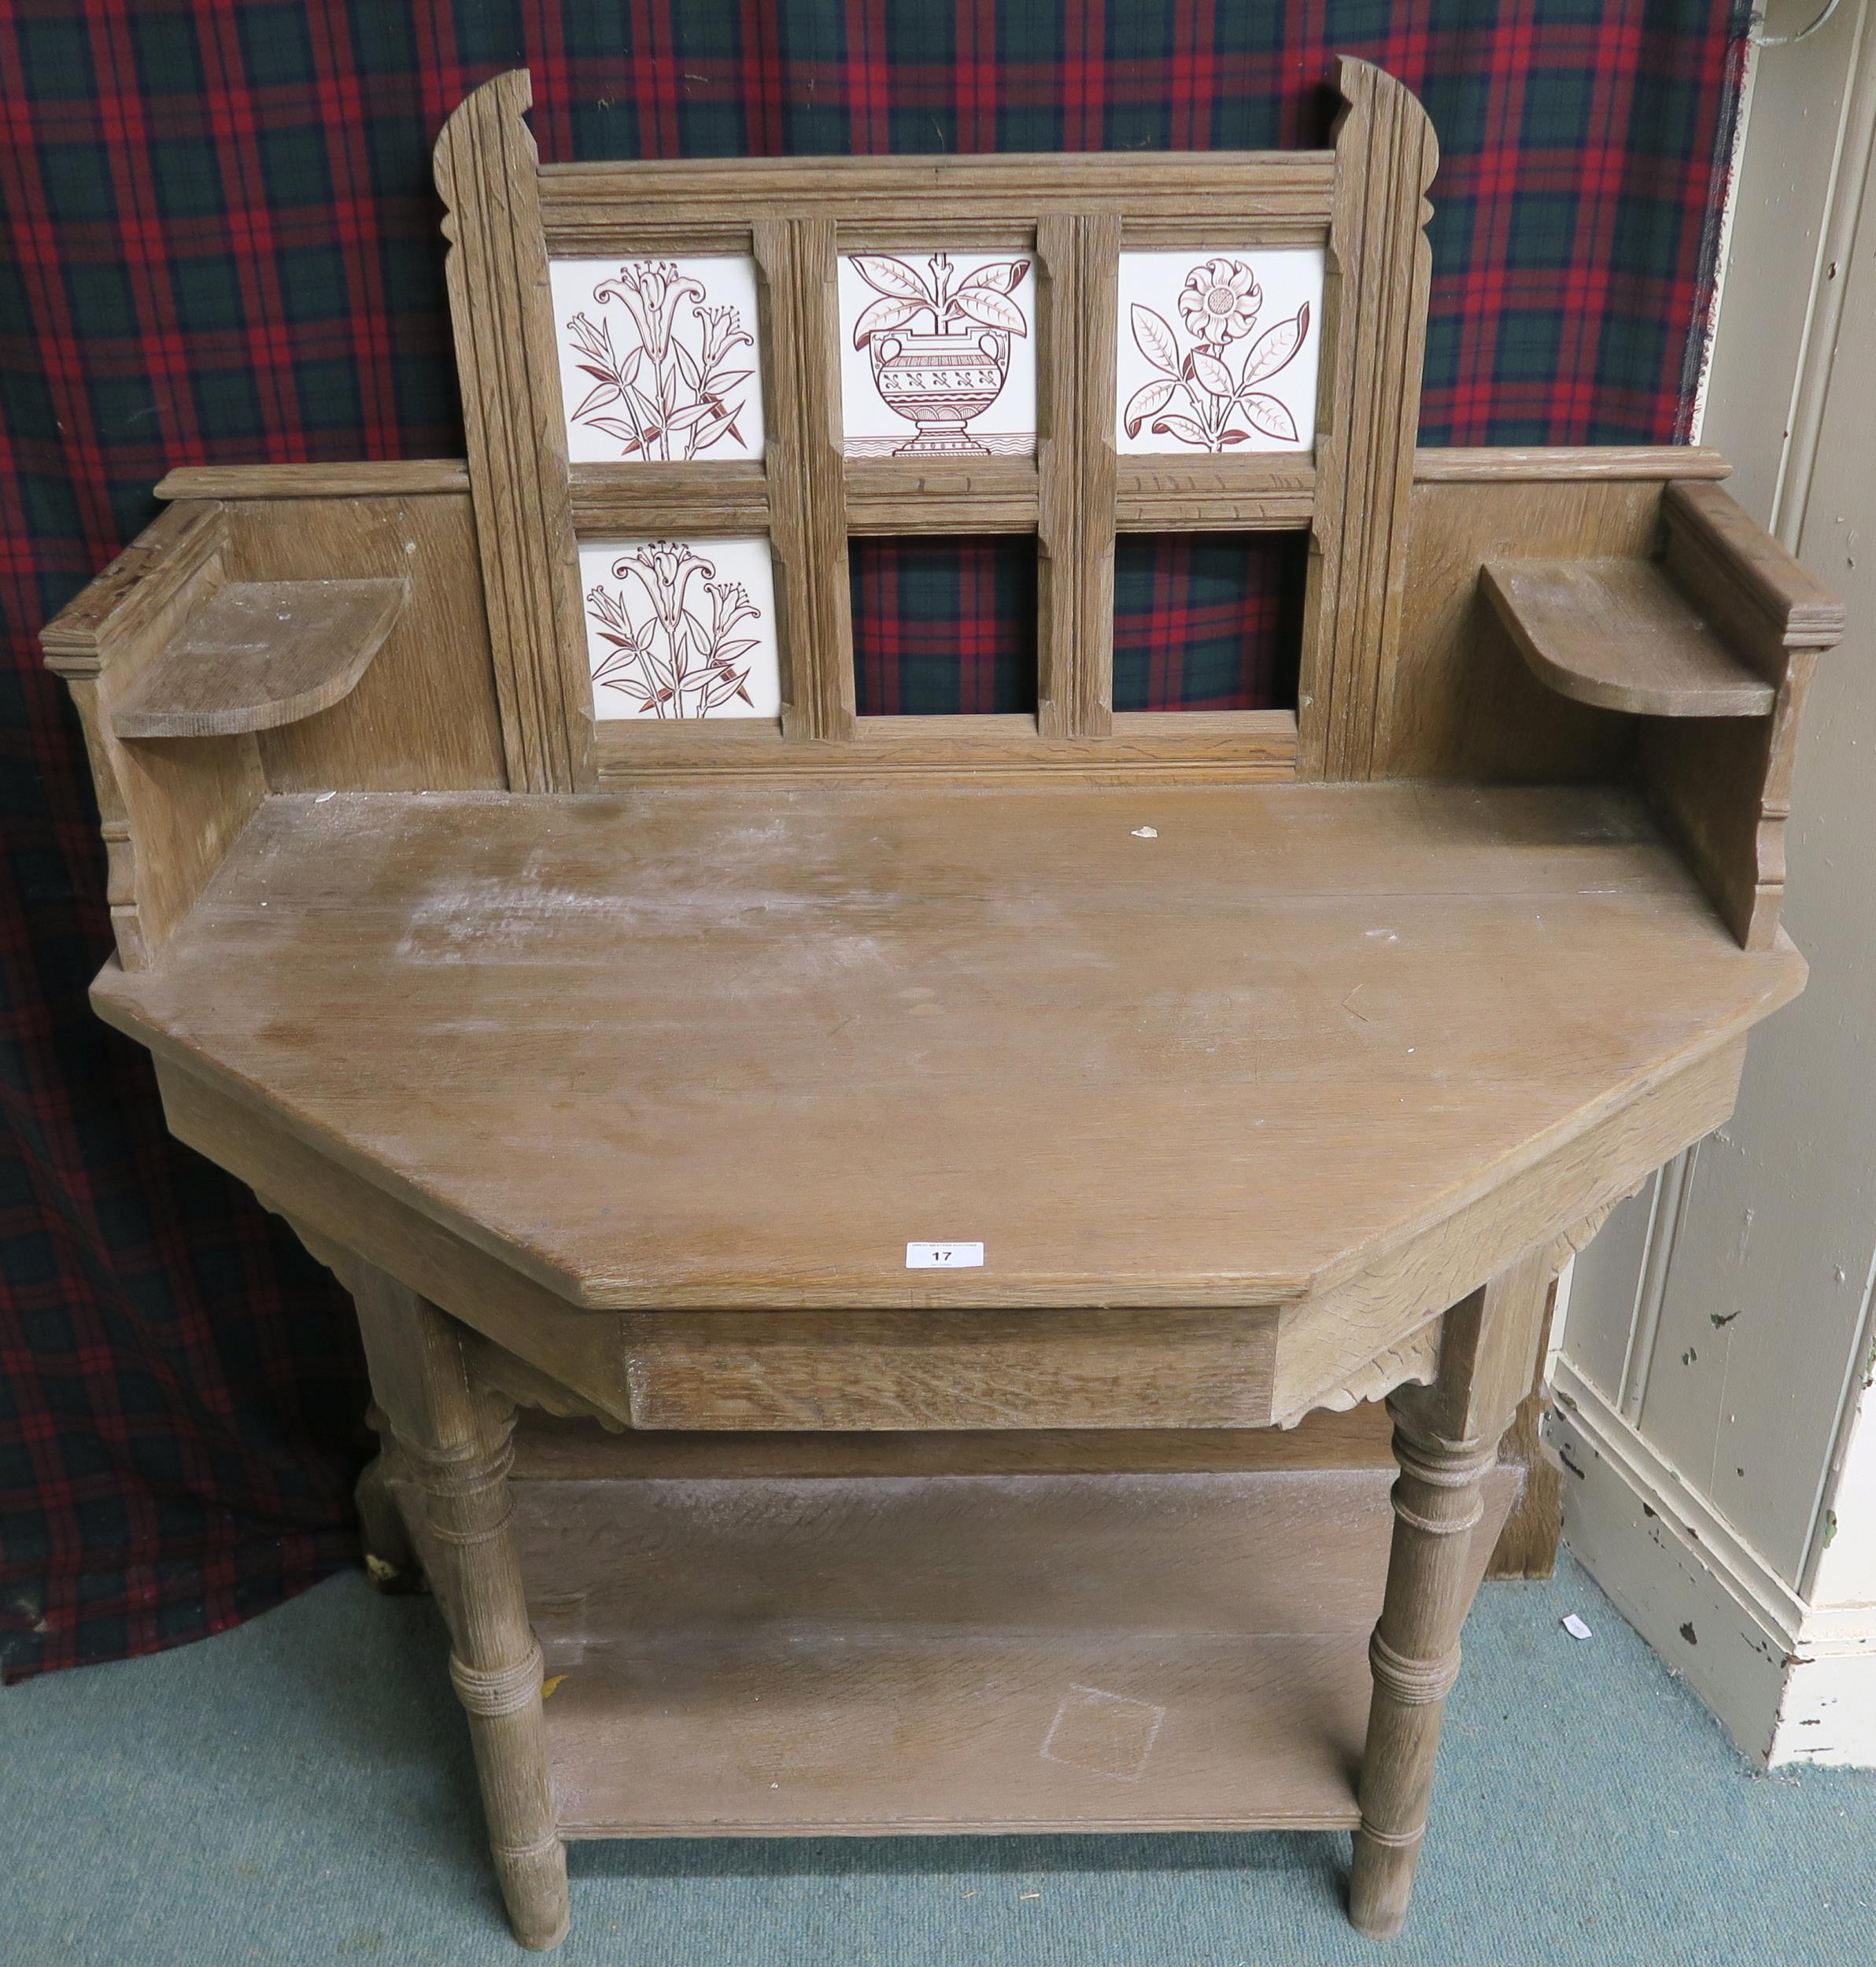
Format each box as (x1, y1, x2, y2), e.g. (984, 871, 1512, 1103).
(1634, 15, 1876, 1578)
(1813, 1378, 1876, 1609)
(1697, 20, 1862, 524)
(1564, 0, 1876, 1593)
(1637, 1110, 1873, 1575)
(1553, 1363, 1876, 1767)
(1556, 0, 1876, 1763)
(1556, 1174, 1656, 1401)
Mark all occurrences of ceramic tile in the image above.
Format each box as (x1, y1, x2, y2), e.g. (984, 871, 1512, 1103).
(837, 250, 1037, 459)
(1115, 247, 1323, 456)
(550, 256, 766, 464)
(579, 537, 779, 721)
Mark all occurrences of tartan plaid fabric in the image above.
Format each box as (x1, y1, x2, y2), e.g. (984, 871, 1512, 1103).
(853, 533, 1308, 716)
(1113, 534, 1309, 713)
(0, 2, 1749, 1678)
(852, 537, 1037, 714)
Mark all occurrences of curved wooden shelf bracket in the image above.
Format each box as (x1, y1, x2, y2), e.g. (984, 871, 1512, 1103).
(110, 577, 408, 738)
(1480, 557, 1775, 718)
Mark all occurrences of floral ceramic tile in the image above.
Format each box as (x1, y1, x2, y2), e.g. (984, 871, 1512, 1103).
(550, 256, 766, 464)
(580, 537, 780, 720)
(1115, 247, 1324, 455)
(837, 250, 1037, 459)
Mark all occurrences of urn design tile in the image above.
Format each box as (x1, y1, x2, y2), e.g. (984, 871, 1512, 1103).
(838, 250, 1038, 459)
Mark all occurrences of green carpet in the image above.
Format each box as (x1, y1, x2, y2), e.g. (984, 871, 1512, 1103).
(3, 1553, 1870, 1965)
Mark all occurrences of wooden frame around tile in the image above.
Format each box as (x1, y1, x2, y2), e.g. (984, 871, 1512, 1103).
(432, 60, 1435, 790)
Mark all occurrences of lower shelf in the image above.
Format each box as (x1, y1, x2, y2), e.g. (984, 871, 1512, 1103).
(499, 1412, 1519, 1840)
(543, 1633, 1368, 1838)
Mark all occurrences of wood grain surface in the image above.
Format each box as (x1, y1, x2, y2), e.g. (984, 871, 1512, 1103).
(1115, 456, 1317, 530)
(621, 1305, 1279, 1430)
(1410, 445, 1729, 483)
(754, 216, 854, 741)
(40, 499, 226, 664)
(1350, 1248, 1553, 1936)
(155, 459, 472, 500)
(91, 780, 1802, 1311)
(505, 1406, 1400, 1478)
(593, 708, 1302, 784)
(1642, 480, 1847, 949)
(39, 501, 264, 969)
(1663, 478, 1845, 655)
(569, 460, 769, 537)
(33, 59, 1851, 1947)
(220, 493, 508, 793)
(434, 71, 592, 792)
(1058, 213, 1119, 739)
(535, 148, 1339, 236)
(350, 1275, 568, 1947)
(1481, 558, 1776, 718)
(109, 578, 407, 737)
(1299, 60, 1438, 782)
(1034, 213, 1084, 740)
(500, 1428, 1516, 1838)
(1383, 477, 1664, 784)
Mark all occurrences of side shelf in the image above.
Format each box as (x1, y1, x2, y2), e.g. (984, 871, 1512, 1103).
(41, 501, 262, 970)
(1479, 558, 1774, 718)
(1478, 480, 1844, 951)
(110, 577, 407, 738)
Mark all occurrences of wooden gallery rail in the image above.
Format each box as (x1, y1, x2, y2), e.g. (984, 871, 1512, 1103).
(42, 60, 1845, 1950)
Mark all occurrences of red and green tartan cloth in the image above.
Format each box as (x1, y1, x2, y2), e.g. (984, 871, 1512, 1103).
(0, 0, 1749, 1679)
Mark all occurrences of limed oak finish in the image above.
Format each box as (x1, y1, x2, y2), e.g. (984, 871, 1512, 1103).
(109, 577, 407, 737)
(488, 1412, 1521, 1840)
(1481, 559, 1776, 718)
(91, 782, 1793, 1329)
(40, 59, 1845, 1956)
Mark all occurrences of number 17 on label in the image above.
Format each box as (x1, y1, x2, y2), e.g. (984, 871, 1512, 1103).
(906, 1241, 985, 1270)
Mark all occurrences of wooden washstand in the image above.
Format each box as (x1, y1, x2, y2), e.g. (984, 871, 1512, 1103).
(42, 61, 1844, 1950)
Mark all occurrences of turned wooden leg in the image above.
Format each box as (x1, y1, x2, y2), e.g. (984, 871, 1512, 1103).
(349, 1266, 570, 1951)
(1348, 1247, 1556, 1940)
(1347, 1399, 1499, 1936)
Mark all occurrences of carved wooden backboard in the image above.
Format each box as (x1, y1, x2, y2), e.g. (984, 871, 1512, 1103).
(432, 61, 1436, 792)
